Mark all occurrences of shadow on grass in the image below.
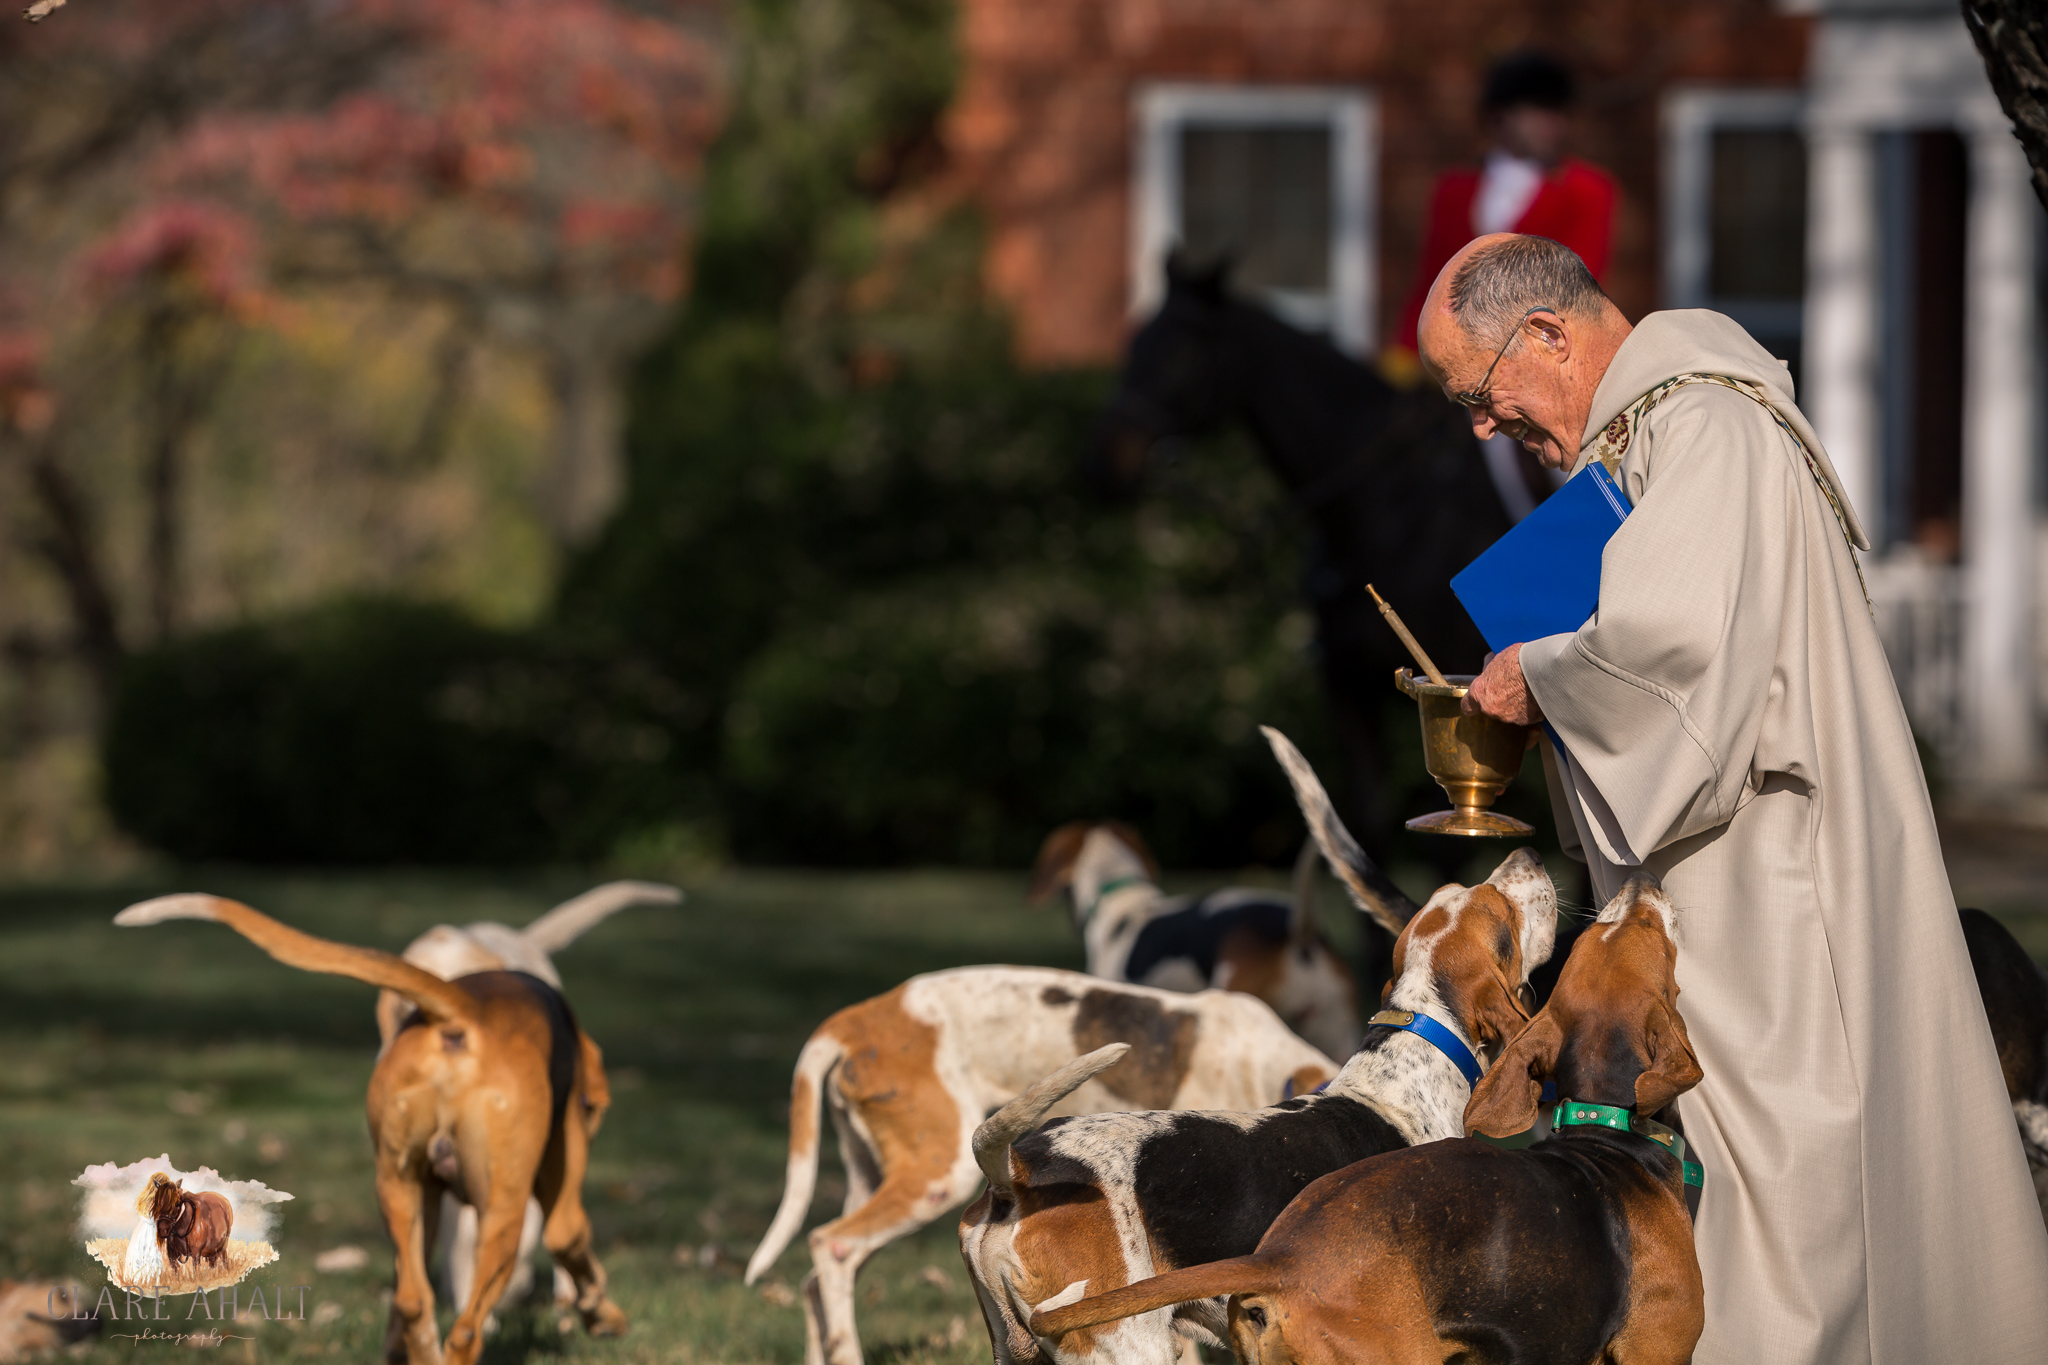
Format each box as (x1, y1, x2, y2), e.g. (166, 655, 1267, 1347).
(476, 1298, 572, 1365)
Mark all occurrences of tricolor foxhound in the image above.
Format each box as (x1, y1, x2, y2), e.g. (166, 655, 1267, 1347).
(1030, 823, 1361, 1059)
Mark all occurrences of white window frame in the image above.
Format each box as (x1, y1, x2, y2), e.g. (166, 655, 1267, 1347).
(1130, 83, 1377, 357)
(1660, 86, 1808, 336)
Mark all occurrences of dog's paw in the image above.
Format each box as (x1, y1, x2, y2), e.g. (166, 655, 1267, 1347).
(582, 1299, 629, 1338)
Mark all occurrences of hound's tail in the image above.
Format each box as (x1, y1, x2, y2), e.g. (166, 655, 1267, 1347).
(1261, 727, 1418, 934)
(522, 880, 682, 956)
(971, 1044, 1131, 1195)
(115, 895, 477, 1027)
(745, 1032, 844, 1284)
(1288, 836, 1321, 947)
(1030, 1255, 1276, 1337)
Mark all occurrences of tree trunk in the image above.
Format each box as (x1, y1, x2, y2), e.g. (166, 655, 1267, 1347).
(539, 349, 626, 547)
(22, 443, 125, 705)
(1962, 0, 2048, 211)
(143, 302, 190, 643)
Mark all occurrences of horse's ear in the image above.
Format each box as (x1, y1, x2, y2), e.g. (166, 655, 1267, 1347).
(1163, 246, 1232, 302)
(1202, 251, 1237, 297)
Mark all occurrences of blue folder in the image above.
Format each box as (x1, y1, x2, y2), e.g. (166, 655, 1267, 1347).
(1450, 461, 1632, 653)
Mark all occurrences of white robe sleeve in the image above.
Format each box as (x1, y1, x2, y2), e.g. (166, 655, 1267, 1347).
(1519, 385, 1809, 863)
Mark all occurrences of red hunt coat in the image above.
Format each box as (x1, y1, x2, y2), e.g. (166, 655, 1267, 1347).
(1393, 157, 1617, 352)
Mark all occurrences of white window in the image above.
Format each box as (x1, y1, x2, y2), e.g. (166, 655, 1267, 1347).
(1662, 88, 1808, 380)
(1131, 83, 1376, 356)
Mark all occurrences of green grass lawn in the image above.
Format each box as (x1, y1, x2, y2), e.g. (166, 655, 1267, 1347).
(1, 862, 2039, 1365)
(0, 865, 1228, 1365)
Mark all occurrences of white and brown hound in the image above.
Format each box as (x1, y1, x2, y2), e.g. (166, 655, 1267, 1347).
(1030, 822, 1361, 1060)
(957, 729, 1556, 1365)
(1032, 875, 1705, 1365)
(115, 896, 628, 1365)
(744, 967, 1338, 1365)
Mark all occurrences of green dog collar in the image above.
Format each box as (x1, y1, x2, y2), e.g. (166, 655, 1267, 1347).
(1553, 1098, 1705, 1190)
(1078, 876, 1146, 924)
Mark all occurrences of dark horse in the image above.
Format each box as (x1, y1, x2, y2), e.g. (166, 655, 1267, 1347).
(1088, 259, 1529, 839)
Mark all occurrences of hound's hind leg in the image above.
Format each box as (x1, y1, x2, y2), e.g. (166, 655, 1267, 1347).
(377, 1172, 442, 1365)
(828, 1088, 883, 1216)
(534, 1097, 627, 1339)
(806, 1160, 989, 1365)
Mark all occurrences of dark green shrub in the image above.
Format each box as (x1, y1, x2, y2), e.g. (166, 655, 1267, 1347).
(103, 599, 678, 864)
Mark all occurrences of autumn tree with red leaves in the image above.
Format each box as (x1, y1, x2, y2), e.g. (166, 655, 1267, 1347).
(0, 0, 717, 859)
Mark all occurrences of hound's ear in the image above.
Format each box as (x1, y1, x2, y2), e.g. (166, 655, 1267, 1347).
(1474, 961, 1535, 1056)
(1029, 823, 1091, 904)
(1464, 1013, 1562, 1138)
(1634, 999, 1704, 1114)
(1104, 820, 1160, 879)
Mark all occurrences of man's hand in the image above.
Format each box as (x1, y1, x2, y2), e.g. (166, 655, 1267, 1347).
(1462, 642, 1543, 725)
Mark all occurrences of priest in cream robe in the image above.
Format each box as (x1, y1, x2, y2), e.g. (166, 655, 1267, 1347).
(1417, 232, 2048, 1362)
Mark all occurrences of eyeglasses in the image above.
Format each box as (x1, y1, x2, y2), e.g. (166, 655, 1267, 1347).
(1448, 305, 1558, 410)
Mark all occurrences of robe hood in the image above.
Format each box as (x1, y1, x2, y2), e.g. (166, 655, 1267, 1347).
(1576, 309, 1870, 551)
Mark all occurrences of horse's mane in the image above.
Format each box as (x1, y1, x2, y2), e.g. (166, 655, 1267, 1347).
(139, 1173, 182, 1221)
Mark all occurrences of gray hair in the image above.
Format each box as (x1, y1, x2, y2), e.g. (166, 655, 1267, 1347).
(1446, 236, 1608, 347)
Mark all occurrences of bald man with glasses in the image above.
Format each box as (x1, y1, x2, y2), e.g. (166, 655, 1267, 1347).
(1418, 233, 2048, 1362)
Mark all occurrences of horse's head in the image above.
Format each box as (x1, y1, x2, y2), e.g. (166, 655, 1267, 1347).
(1084, 253, 1250, 498)
(139, 1173, 181, 1226)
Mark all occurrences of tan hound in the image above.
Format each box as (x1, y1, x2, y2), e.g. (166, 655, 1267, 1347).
(1030, 823, 1360, 1059)
(114, 896, 626, 1365)
(377, 882, 680, 1322)
(1034, 874, 1705, 1365)
(0, 1281, 98, 1360)
(745, 966, 1338, 1365)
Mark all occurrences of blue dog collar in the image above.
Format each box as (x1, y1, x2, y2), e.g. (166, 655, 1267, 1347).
(1368, 1008, 1482, 1087)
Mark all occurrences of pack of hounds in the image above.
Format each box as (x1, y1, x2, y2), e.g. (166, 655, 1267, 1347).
(101, 727, 2048, 1365)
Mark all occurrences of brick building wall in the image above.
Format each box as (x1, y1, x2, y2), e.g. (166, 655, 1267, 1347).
(944, 0, 1810, 367)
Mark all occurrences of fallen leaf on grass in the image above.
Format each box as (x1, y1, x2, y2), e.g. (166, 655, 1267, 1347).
(315, 1245, 369, 1273)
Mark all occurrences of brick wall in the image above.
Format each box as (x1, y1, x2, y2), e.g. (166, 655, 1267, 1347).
(945, 0, 1810, 367)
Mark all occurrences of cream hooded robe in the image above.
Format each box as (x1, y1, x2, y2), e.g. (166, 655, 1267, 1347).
(1519, 310, 2048, 1362)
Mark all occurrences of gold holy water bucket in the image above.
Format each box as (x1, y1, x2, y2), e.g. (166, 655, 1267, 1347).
(1394, 668, 1536, 837)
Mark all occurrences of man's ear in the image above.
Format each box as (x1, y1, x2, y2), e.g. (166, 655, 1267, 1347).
(1465, 1012, 1562, 1138)
(1634, 999, 1704, 1114)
